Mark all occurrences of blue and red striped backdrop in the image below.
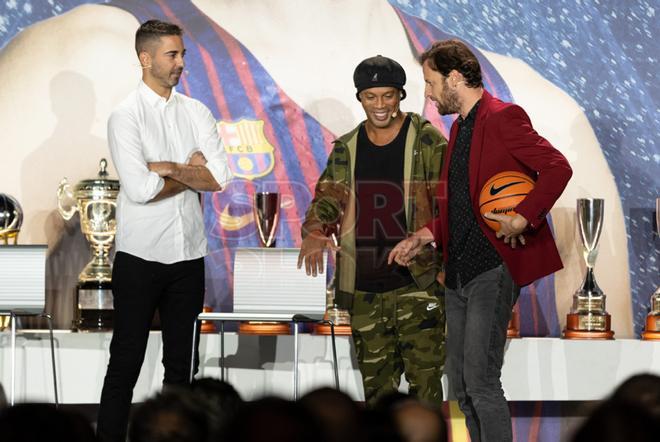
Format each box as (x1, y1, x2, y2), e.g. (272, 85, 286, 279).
(109, 1, 558, 335)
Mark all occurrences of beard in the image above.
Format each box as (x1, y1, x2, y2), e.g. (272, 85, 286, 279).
(151, 64, 183, 88)
(167, 69, 183, 87)
(434, 84, 461, 115)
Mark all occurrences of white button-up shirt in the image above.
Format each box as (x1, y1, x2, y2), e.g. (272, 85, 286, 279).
(108, 81, 232, 264)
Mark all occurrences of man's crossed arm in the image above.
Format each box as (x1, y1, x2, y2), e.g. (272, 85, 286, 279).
(148, 151, 221, 202)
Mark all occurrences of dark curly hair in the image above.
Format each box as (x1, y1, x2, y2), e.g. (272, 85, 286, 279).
(135, 19, 183, 55)
(420, 39, 483, 88)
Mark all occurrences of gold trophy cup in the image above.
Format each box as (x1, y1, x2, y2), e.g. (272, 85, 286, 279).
(0, 194, 22, 245)
(57, 159, 119, 331)
(642, 197, 660, 340)
(563, 198, 614, 339)
(238, 192, 290, 335)
(0, 193, 23, 330)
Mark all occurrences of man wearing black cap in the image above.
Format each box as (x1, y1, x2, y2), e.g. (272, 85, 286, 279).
(298, 55, 447, 405)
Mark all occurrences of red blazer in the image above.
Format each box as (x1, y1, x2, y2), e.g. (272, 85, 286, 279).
(427, 90, 572, 287)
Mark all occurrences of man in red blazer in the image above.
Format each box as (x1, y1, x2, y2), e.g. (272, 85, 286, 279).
(389, 40, 572, 442)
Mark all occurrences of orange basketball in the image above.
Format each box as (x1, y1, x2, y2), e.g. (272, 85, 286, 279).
(479, 171, 535, 231)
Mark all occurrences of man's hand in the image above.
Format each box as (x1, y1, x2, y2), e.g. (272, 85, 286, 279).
(484, 212, 528, 249)
(388, 235, 424, 267)
(149, 151, 205, 178)
(297, 230, 340, 277)
(188, 151, 207, 166)
(148, 156, 220, 192)
(148, 161, 176, 177)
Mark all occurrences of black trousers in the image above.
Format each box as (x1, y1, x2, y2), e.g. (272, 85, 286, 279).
(96, 252, 205, 442)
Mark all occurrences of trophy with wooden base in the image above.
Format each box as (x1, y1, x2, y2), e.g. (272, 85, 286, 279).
(642, 197, 660, 340)
(642, 291, 660, 340)
(238, 192, 290, 335)
(314, 225, 352, 336)
(563, 198, 614, 339)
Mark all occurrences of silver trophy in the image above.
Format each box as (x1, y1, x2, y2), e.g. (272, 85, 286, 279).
(642, 197, 660, 340)
(564, 198, 614, 339)
(57, 159, 119, 330)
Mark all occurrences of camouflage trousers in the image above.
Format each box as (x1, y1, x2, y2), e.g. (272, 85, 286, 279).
(350, 282, 446, 406)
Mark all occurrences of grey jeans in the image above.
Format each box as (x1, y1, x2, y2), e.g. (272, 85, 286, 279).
(445, 264, 520, 442)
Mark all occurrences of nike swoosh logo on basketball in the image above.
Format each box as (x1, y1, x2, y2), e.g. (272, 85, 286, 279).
(490, 181, 524, 196)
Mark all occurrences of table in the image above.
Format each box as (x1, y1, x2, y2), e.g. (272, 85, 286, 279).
(0, 331, 658, 403)
(0, 330, 363, 403)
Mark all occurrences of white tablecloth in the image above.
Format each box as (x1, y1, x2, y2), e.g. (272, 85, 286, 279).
(1, 331, 658, 404)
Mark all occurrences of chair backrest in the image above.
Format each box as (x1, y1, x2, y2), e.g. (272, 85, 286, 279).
(233, 247, 326, 317)
(0, 245, 47, 314)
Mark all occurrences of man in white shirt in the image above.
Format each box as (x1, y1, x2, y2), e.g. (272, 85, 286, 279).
(97, 20, 231, 442)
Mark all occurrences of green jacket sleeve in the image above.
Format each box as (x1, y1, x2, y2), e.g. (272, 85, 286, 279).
(301, 143, 350, 238)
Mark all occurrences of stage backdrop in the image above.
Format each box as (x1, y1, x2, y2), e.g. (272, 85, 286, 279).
(1, 0, 657, 336)
(1, 0, 657, 333)
(0, 1, 657, 441)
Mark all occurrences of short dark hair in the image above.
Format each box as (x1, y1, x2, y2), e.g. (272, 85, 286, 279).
(420, 39, 483, 88)
(129, 389, 209, 442)
(135, 20, 183, 55)
(189, 377, 244, 439)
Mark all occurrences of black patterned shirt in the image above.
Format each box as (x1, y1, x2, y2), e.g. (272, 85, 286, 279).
(445, 101, 502, 289)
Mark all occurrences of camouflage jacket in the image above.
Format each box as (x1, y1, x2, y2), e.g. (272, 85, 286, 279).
(302, 113, 447, 307)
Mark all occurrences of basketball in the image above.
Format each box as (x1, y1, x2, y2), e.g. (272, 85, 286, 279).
(479, 171, 535, 231)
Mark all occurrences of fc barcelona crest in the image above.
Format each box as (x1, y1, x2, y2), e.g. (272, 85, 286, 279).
(217, 119, 275, 180)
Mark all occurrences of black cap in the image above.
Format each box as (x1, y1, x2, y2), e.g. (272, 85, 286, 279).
(353, 55, 407, 101)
